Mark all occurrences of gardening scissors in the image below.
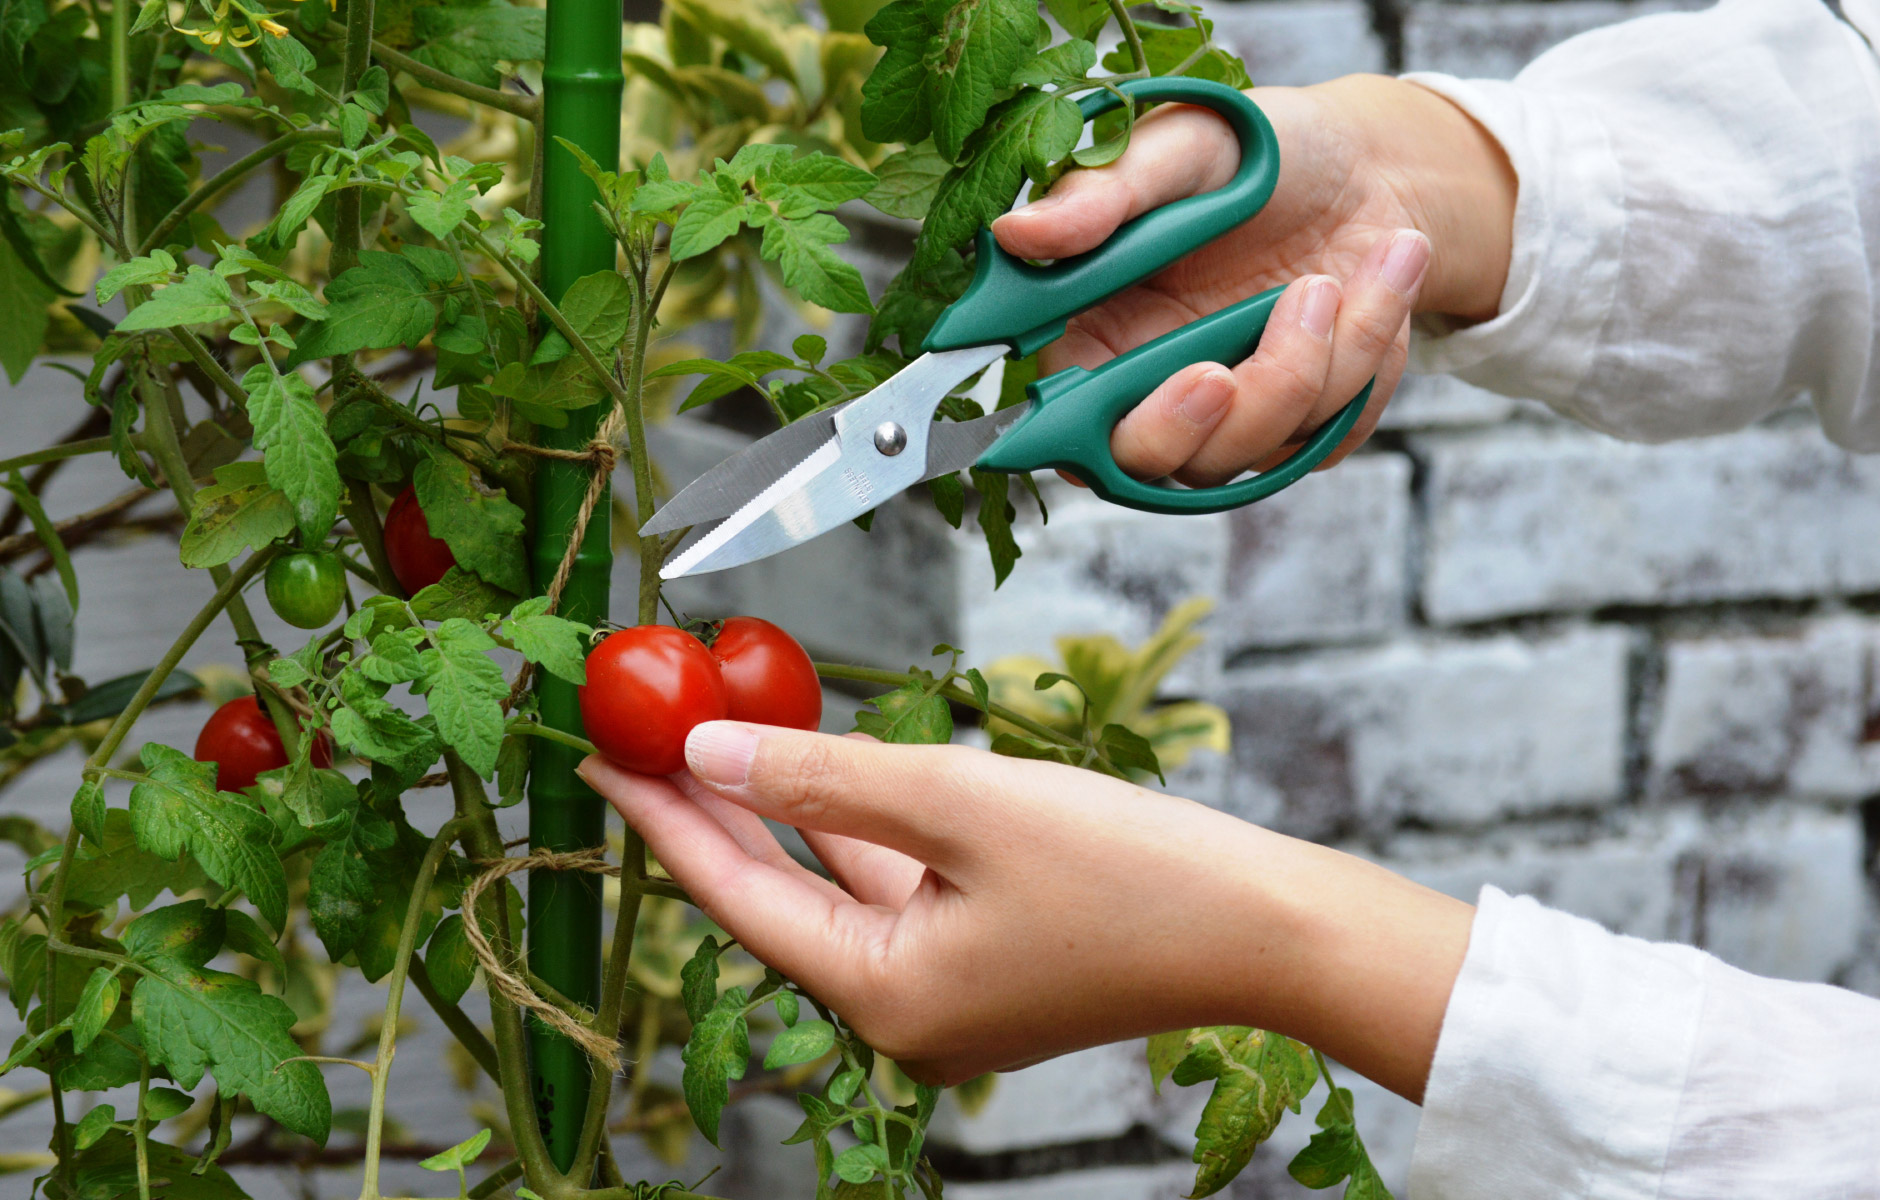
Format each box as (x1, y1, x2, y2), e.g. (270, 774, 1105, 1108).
(645, 76, 1375, 579)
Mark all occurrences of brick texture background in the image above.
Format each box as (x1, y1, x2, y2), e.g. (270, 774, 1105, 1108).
(4, 2, 1875, 1198)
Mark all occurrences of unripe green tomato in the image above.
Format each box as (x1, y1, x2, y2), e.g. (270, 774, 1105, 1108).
(265, 552, 348, 629)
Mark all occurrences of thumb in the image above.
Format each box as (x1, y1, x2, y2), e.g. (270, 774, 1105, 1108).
(684, 722, 983, 868)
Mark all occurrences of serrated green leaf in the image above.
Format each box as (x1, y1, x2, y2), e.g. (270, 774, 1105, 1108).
(308, 839, 375, 961)
(1147, 1028, 1187, 1093)
(670, 195, 751, 260)
(115, 265, 231, 332)
(178, 461, 295, 569)
(867, 142, 949, 221)
(916, 89, 1083, 268)
(758, 213, 872, 314)
(681, 984, 749, 1146)
(59, 809, 210, 912)
(132, 955, 331, 1141)
(122, 901, 226, 969)
(411, 0, 546, 89)
(409, 565, 518, 622)
(764, 1017, 835, 1068)
(411, 451, 529, 596)
(1010, 36, 1096, 87)
(860, 0, 935, 145)
(143, 1086, 194, 1120)
(71, 779, 105, 844)
(832, 1142, 889, 1184)
(868, 248, 972, 354)
(853, 679, 951, 744)
(415, 618, 508, 777)
(95, 249, 176, 303)
(408, 178, 478, 241)
(761, 154, 877, 216)
(241, 364, 340, 542)
(288, 251, 437, 362)
(1097, 722, 1163, 782)
(1044, 0, 1109, 39)
(680, 935, 721, 1024)
(1169, 1027, 1318, 1197)
(128, 745, 287, 933)
(529, 269, 634, 366)
(927, 0, 1041, 161)
(259, 30, 319, 95)
(222, 908, 285, 978)
(971, 466, 1022, 586)
(72, 1102, 115, 1149)
(1099, 18, 1252, 87)
(499, 598, 591, 685)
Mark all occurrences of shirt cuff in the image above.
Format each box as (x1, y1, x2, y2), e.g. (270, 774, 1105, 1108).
(1400, 74, 1626, 412)
(1406, 886, 1706, 1200)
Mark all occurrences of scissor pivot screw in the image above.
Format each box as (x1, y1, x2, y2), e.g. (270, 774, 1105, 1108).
(873, 422, 908, 457)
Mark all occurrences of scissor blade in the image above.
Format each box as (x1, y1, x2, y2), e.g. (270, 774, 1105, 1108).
(640, 402, 852, 536)
(922, 402, 1031, 481)
(660, 344, 1008, 578)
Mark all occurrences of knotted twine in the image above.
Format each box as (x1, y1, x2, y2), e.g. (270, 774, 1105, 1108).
(459, 402, 631, 1070)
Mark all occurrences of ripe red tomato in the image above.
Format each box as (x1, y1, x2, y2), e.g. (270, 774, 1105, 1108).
(579, 626, 728, 775)
(383, 485, 456, 595)
(194, 695, 333, 793)
(709, 617, 821, 731)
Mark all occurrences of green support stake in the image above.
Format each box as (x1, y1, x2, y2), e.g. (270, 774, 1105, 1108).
(530, 0, 621, 1174)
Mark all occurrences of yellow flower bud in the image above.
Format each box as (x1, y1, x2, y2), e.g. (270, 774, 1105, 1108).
(197, 27, 223, 45)
(259, 16, 287, 35)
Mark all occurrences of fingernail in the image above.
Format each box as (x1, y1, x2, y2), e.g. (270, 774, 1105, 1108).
(1301, 277, 1338, 339)
(1178, 368, 1234, 424)
(1380, 231, 1431, 295)
(686, 721, 758, 785)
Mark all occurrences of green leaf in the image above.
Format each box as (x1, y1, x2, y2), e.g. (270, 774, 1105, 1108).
(424, 913, 477, 1004)
(412, 451, 530, 596)
(122, 901, 226, 969)
(971, 466, 1022, 586)
(128, 745, 287, 933)
(826, 1066, 864, 1106)
(680, 935, 721, 1023)
(259, 30, 319, 96)
(774, 989, 799, 1026)
(764, 1017, 835, 1068)
(308, 840, 376, 961)
(409, 565, 519, 622)
(96, 248, 176, 303)
(499, 596, 591, 685)
(854, 679, 951, 744)
(70, 778, 105, 844)
(1011, 37, 1097, 88)
(408, 178, 478, 241)
(760, 155, 878, 216)
(1146, 1028, 1187, 1093)
(71, 1102, 114, 1150)
(1, 470, 75, 610)
(69, 966, 120, 1054)
(758, 213, 873, 314)
(1100, 18, 1253, 87)
(868, 249, 972, 354)
(916, 89, 1083, 268)
(1044, 0, 1109, 40)
(179, 461, 296, 569)
(0, 216, 53, 385)
(420, 1127, 492, 1171)
(926, 0, 1041, 161)
(860, 0, 935, 146)
(833, 1142, 889, 1184)
(670, 195, 752, 260)
(241, 364, 340, 542)
(267, 174, 332, 248)
(411, 0, 546, 89)
(115, 265, 232, 332)
(1097, 722, 1164, 782)
(867, 142, 950, 221)
(529, 269, 634, 365)
(143, 1086, 194, 1121)
(222, 908, 286, 977)
(415, 618, 509, 777)
(1169, 1027, 1318, 1197)
(132, 955, 332, 1142)
(1288, 1087, 1393, 1198)
(59, 809, 210, 912)
(288, 251, 437, 362)
(681, 985, 750, 1146)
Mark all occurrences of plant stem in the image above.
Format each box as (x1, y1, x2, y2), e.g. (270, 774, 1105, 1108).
(482, 241, 634, 411)
(331, 0, 377, 279)
(469, 1159, 524, 1198)
(167, 326, 246, 408)
(811, 661, 1082, 749)
(507, 719, 597, 758)
(1107, 0, 1147, 75)
(566, 824, 647, 1183)
(622, 253, 661, 626)
(140, 130, 338, 254)
(372, 42, 541, 120)
(134, 1052, 151, 1200)
(345, 480, 403, 597)
(0, 437, 121, 475)
(446, 752, 562, 1191)
(360, 818, 466, 1200)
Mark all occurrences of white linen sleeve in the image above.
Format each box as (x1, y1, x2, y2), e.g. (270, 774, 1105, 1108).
(1401, 0, 1880, 450)
(1408, 886, 1880, 1200)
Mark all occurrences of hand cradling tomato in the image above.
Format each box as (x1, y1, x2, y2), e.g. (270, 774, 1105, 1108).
(383, 484, 457, 595)
(578, 618, 820, 775)
(265, 551, 348, 629)
(194, 695, 333, 793)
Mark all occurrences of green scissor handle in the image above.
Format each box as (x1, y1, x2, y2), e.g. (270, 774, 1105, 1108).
(925, 75, 1373, 514)
(976, 287, 1374, 513)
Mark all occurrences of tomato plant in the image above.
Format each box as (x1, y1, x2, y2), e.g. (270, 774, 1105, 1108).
(709, 616, 824, 731)
(0, 0, 1390, 1197)
(264, 551, 349, 629)
(193, 695, 335, 793)
(581, 625, 729, 775)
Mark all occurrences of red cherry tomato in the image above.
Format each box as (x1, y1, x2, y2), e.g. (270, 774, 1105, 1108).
(709, 617, 822, 731)
(579, 626, 728, 775)
(383, 485, 457, 595)
(193, 695, 333, 793)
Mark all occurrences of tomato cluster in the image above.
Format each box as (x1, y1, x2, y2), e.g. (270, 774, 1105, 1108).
(194, 695, 333, 793)
(579, 617, 821, 775)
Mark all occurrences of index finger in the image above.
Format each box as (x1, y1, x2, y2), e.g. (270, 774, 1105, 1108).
(990, 100, 1239, 261)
